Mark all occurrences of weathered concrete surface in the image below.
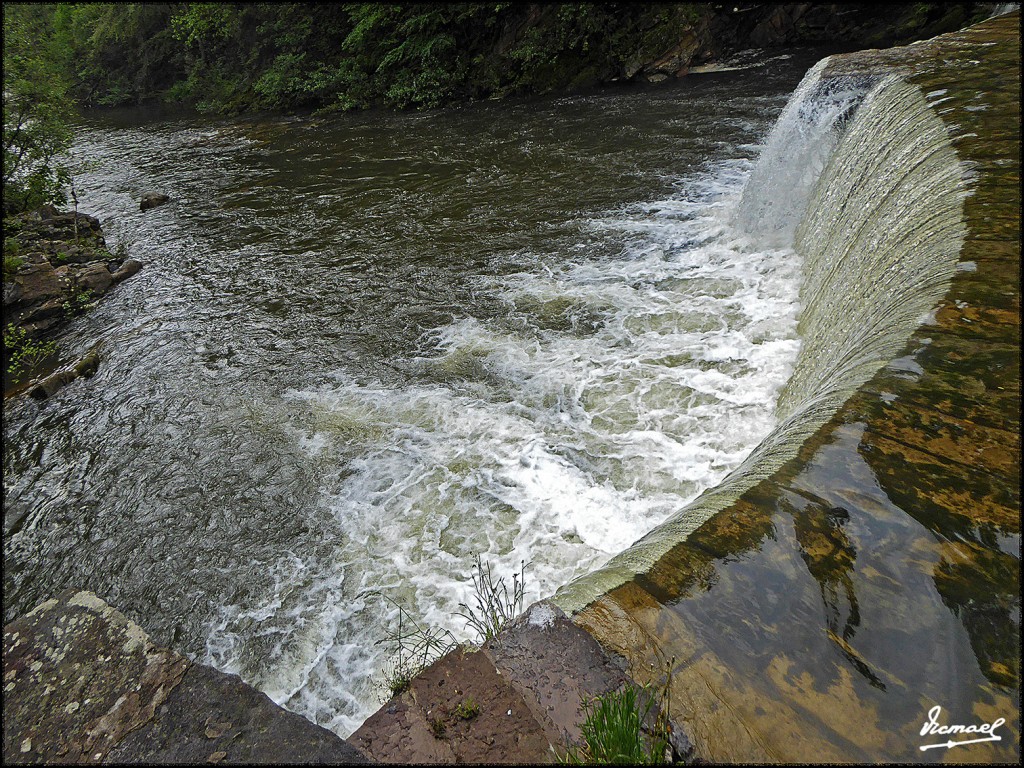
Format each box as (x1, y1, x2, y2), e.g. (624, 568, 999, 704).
(570, 11, 1021, 764)
(350, 602, 640, 764)
(2, 590, 370, 764)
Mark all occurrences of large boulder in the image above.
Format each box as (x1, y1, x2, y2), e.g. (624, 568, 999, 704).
(7, 260, 62, 307)
(112, 258, 143, 283)
(74, 262, 114, 295)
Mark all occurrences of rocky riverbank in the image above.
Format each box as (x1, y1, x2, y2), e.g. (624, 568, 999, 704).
(2, 207, 142, 396)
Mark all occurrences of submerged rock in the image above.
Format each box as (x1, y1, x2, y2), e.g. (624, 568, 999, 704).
(27, 349, 101, 400)
(140, 193, 170, 211)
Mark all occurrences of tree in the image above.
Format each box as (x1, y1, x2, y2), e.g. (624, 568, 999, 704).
(3, 4, 74, 214)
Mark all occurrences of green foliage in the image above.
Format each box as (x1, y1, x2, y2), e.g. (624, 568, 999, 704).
(23, 3, 712, 115)
(455, 556, 527, 643)
(50, 3, 187, 107)
(453, 696, 480, 720)
(4, 323, 57, 378)
(560, 686, 668, 765)
(62, 287, 97, 317)
(3, 4, 73, 214)
(559, 659, 677, 765)
(3, 253, 25, 279)
(4, 219, 26, 276)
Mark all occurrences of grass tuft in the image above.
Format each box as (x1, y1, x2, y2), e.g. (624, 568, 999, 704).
(454, 696, 480, 720)
(558, 659, 676, 765)
(455, 555, 527, 643)
(369, 592, 459, 702)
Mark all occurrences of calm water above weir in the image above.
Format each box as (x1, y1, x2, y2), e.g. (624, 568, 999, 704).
(5, 53, 820, 735)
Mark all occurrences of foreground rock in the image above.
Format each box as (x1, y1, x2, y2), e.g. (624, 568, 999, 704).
(2, 590, 370, 764)
(349, 601, 685, 764)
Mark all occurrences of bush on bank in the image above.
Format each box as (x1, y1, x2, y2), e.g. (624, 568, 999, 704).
(12, 3, 994, 117)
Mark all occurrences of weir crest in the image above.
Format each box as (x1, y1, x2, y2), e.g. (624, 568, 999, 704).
(554, 54, 970, 614)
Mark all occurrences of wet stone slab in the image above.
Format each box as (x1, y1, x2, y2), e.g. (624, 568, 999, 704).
(2, 590, 369, 764)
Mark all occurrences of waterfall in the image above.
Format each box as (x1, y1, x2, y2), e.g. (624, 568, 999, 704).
(555, 61, 970, 613)
(731, 59, 876, 248)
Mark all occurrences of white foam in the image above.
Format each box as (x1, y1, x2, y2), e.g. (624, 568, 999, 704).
(202, 157, 803, 737)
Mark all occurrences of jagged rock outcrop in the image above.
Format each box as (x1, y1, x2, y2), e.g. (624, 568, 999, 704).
(3, 209, 140, 337)
(3, 208, 142, 393)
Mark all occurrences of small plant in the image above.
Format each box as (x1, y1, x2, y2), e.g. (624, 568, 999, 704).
(4, 235, 24, 278)
(454, 697, 480, 721)
(112, 238, 132, 260)
(429, 716, 447, 739)
(369, 593, 459, 702)
(455, 556, 527, 643)
(3, 323, 57, 378)
(103, 220, 136, 261)
(559, 660, 676, 765)
(63, 287, 96, 317)
(3, 253, 24, 279)
(53, 251, 70, 263)
(558, 686, 664, 765)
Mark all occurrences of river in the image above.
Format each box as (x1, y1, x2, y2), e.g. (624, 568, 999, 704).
(4, 50, 822, 736)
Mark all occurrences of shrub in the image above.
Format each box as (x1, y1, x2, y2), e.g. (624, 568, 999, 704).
(3, 5, 73, 214)
(62, 287, 96, 317)
(4, 323, 57, 378)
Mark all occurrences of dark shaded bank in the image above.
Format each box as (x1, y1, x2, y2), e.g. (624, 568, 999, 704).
(36, 3, 998, 115)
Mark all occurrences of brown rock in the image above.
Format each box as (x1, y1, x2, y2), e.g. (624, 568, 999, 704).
(74, 262, 114, 295)
(10, 260, 60, 306)
(140, 193, 170, 211)
(112, 258, 143, 283)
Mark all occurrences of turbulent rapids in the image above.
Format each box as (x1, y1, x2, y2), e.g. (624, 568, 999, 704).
(2, 59, 815, 737)
(0, 30, 982, 744)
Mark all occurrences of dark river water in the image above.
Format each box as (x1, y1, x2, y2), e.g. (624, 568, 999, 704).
(4, 51, 822, 735)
